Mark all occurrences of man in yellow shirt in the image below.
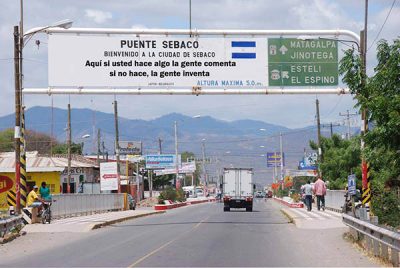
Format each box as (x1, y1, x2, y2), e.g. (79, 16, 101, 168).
(27, 185, 44, 207)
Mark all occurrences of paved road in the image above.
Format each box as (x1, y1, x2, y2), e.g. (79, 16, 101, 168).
(0, 199, 377, 267)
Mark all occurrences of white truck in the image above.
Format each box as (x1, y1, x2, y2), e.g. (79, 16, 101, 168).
(223, 168, 254, 212)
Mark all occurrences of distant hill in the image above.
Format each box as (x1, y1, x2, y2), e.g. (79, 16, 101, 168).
(0, 106, 357, 185)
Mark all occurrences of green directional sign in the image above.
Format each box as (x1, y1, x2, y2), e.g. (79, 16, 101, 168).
(268, 38, 338, 87)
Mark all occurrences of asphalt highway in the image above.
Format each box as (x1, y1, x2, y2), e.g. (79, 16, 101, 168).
(1, 199, 377, 267)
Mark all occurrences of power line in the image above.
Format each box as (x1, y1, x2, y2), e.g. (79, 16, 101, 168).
(368, 0, 397, 51)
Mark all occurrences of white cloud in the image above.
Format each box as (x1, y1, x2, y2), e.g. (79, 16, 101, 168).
(131, 24, 148, 29)
(85, 9, 112, 24)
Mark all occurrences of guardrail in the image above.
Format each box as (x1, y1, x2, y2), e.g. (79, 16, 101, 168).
(0, 215, 23, 238)
(343, 213, 400, 266)
(51, 194, 125, 219)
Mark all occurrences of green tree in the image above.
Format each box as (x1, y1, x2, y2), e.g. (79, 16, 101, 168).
(52, 142, 83, 155)
(310, 135, 361, 190)
(0, 129, 59, 154)
(339, 38, 400, 227)
(25, 130, 58, 154)
(0, 129, 15, 152)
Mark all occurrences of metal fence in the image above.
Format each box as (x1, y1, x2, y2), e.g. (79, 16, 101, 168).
(325, 190, 346, 211)
(0, 215, 23, 238)
(343, 214, 400, 266)
(51, 194, 125, 219)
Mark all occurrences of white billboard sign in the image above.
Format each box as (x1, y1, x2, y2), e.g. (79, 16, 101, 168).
(49, 35, 268, 88)
(100, 162, 118, 191)
(118, 141, 142, 155)
(155, 162, 196, 176)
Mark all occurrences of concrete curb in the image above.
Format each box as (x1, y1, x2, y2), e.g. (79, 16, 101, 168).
(273, 197, 304, 208)
(92, 211, 165, 230)
(154, 198, 216, 211)
(280, 208, 296, 225)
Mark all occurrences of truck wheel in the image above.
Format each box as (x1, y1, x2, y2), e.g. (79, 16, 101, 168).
(246, 207, 252, 212)
(224, 207, 230, 212)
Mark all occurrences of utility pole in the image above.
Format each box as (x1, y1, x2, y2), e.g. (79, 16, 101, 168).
(136, 161, 140, 202)
(50, 97, 54, 156)
(339, 110, 358, 139)
(149, 170, 153, 197)
(316, 98, 322, 168)
(279, 132, 284, 180)
(67, 103, 72, 193)
(113, 100, 121, 193)
(14, 25, 21, 212)
(158, 138, 162, 154)
(102, 141, 105, 160)
(321, 123, 340, 137)
(201, 140, 207, 195)
(97, 129, 101, 166)
(174, 121, 179, 189)
(360, 1, 371, 210)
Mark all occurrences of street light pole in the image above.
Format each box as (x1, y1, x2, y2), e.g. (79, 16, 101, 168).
(113, 100, 121, 193)
(14, 17, 73, 209)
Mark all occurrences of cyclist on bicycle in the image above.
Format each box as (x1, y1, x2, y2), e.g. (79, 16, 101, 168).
(27, 185, 45, 209)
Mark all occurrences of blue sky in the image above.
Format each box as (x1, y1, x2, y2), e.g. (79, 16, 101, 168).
(0, 0, 398, 130)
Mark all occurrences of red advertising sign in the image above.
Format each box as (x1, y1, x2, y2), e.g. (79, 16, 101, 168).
(0, 175, 13, 194)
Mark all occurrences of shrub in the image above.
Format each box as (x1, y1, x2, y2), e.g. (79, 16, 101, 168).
(290, 193, 301, 203)
(157, 186, 187, 203)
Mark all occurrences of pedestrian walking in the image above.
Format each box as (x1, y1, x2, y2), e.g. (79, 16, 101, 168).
(314, 176, 327, 211)
(303, 180, 313, 211)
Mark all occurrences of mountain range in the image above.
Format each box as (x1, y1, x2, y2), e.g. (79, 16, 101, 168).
(0, 106, 358, 185)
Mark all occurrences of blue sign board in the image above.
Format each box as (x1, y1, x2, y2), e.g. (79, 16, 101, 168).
(145, 154, 177, 169)
(348, 174, 356, 195)
(298, 160, 317, 170)
(266, 152, 284, 167)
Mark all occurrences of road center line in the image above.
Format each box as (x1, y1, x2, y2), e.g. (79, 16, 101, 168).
(128, 215, 211, 267)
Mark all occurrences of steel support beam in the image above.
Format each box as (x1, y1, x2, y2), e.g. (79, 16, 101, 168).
(39, 28, 360, 44)
(23, 87, 349, 95)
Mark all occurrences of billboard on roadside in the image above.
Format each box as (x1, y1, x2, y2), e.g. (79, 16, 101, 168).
(100, 162, 118, 191)
(266, 152, 285, 167)
(154, 161, 196, 176)
(118, 141, 142, 155)
(145, 154, 180, 169)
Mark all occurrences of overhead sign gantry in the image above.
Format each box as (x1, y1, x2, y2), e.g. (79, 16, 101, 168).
(23, 28, 360, 95)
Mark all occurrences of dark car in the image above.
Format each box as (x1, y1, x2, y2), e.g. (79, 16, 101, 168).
(266, 191, 273, 198)
(127, 194, 136, 210)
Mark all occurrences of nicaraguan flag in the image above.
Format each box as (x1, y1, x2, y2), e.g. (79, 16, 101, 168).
(231, 41, 256, 59)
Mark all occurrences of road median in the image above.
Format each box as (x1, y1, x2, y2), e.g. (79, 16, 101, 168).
(154, 198, 216, 211)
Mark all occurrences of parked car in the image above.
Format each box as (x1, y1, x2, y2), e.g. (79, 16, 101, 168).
(127, 194, 136, 210)
(266, 190, 273, 198)
(255, 191, 264, 198)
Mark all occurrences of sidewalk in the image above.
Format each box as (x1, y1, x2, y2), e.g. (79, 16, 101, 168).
(22, 208, 164, 233)
(281, 206, 345, 229)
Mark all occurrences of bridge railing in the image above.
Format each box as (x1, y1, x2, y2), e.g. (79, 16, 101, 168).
(343, 213, 400, 266)
(324, 190, 346, 212)
(51, 194, 125, 219)
(0, 215, 23, 238)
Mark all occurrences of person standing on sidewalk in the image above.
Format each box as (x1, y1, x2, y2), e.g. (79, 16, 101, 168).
(304, 181, 313, 211)
(314, 176, 327, 211)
